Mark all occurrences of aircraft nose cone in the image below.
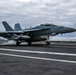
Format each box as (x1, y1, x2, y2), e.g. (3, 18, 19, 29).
(65, 27, 76, 32)
(59, 26, 76, 34)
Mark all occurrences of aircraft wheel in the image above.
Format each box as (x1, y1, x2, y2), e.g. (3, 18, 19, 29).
(16, 41, 20, 46)
(46, 41, 50, 45)
(28, 42, 32, 45)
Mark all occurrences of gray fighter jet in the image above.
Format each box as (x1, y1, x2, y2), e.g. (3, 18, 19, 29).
(0, 21, 76, 45)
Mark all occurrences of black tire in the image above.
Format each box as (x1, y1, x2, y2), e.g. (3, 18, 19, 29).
(16, 41, 20, 46)
(46, 41, 50, 45)
(28, 42, 32, 45)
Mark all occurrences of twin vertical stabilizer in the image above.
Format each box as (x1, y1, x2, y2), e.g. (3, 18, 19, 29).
(2, 21, 22, 31)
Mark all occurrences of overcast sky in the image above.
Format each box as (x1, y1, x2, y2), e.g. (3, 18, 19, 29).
(0, 0, 76, 37)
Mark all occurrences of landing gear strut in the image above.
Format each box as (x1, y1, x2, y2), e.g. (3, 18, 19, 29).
(46, 36, 50, 45)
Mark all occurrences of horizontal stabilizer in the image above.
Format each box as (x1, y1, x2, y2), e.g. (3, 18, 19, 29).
(14, 23, 22, 31)
(2, 21, 14, 31)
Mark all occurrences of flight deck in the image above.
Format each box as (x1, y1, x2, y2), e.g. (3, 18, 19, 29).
(0, 42, 76, 75)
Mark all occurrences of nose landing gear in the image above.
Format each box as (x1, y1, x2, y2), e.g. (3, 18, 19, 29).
(46, 36, 50, 45)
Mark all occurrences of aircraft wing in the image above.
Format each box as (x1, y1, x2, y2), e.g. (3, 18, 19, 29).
(0, 28, 50, 38)
(0, 31, 23, 34)
(0, 28, 50, 34)
(0, 31, 24, 38)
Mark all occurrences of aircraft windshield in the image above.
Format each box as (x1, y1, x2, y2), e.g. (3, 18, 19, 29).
(40, 24, 56, 26)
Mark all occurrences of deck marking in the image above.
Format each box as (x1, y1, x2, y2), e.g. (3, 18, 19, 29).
(0, 53, 76, 64)
(0, 48, 76, 56)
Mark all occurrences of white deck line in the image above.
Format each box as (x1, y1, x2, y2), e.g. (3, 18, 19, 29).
(0, 48, 76, 56)
(0, 53, 76, 64)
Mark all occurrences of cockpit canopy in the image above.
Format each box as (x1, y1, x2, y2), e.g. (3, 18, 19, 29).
(40, 23, 56, 26)
(33, 23, 57, 29)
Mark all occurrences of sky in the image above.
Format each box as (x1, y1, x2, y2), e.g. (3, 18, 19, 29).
(0, 0, 76, 38)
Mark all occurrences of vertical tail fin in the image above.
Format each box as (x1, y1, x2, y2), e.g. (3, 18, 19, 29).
(2, 21, 14, 31)
(14, 23, 22, 31)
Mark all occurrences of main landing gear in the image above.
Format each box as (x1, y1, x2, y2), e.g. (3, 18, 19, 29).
(16, 41, 21, 46)
(46, 41, 50, 45)
(28, 42, 32, 45)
